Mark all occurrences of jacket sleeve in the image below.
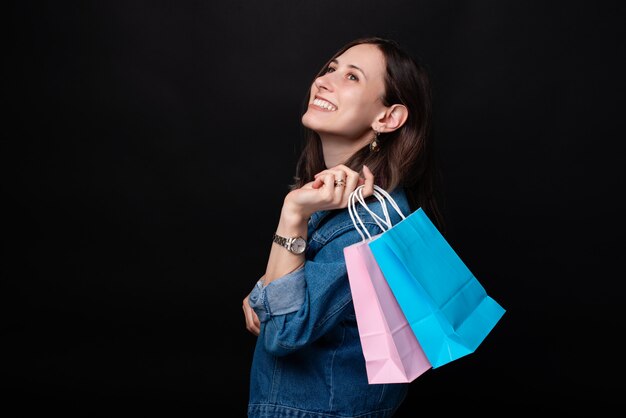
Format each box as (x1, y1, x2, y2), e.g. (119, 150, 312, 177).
(248, 221, 381, 357)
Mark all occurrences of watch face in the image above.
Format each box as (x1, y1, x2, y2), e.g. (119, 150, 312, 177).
(290, 237, 307, 254)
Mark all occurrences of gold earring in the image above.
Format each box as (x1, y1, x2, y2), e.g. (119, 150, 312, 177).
(370, 130, 381, 152)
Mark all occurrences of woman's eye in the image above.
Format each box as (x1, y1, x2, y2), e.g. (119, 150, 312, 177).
(347, 73, 359, 81)
(325, 67, 336, 73)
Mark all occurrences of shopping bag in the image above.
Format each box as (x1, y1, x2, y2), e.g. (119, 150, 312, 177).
(343, 187, 431, 384)
(366, 185, 506, 368)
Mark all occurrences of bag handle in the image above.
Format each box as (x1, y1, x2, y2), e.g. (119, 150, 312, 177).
(348, 185, 407, 242)
(348, 187, 387, 241)
(371, 185, 407, 221)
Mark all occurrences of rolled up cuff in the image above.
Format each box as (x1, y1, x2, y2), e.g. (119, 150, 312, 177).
(248, 266, 306, 322)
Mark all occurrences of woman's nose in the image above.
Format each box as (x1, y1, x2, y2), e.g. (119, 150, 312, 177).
(314, 73, 333, 91)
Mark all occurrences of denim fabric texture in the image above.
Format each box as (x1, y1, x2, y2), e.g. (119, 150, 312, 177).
(248, 188, 412, 418)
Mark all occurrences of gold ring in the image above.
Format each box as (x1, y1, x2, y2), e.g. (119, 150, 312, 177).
(334, 179, 346, 187)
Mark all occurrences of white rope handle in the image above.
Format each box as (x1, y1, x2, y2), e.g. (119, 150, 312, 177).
(349, 188, 387, 241)
(348, 185, 407, 242)
(348, 189, 369, 241)
(354, 186, 391, 229)
(372, 185, 406, 220)
(349, 188, 385, 241)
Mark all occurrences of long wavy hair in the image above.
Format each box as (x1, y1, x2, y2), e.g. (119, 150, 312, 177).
(290, 37, 445, 231)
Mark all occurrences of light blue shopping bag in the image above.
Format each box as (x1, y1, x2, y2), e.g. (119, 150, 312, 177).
(366, 186, 506, 368)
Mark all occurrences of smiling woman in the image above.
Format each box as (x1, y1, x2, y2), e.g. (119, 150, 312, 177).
(242, 37, 443, 418)
(301, 43, 392, 148)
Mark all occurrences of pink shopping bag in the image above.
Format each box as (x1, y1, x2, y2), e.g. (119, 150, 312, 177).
(344, 187, 431, 384)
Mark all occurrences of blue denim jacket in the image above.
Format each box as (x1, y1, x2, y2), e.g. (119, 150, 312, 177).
(247, 188, 412, 418)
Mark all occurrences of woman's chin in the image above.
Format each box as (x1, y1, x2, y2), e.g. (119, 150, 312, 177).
(301, 113, 324, 131)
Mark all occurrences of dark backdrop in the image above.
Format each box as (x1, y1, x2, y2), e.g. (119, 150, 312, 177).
(4, 1, 624, 416)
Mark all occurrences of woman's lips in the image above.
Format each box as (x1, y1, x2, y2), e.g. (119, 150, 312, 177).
(311, 97, 338, 111)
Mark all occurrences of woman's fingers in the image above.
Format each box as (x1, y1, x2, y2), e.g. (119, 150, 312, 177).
(361, 165, 375, 197)
(343, 168, 360, 192)
(330, 170, 348, 200)
(314, 165, 359, 190)
(309, 164, 375, 208)
(317, 173, 335, 193)
(318, 168, 351, 205)
(243, 295, 260, 336)
(312, 168, 344, 189)
(311, 176, 325, 189)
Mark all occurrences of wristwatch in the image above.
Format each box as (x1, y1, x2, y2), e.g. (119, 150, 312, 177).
(273, 233, 307, 255)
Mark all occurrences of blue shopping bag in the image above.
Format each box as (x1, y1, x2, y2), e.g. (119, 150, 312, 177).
(366, 186, 506, 368)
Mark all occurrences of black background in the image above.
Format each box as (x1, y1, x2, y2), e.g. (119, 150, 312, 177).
(4, 1, 625, 416)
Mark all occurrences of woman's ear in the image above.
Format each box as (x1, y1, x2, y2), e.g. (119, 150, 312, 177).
(375, 104, 408, 133)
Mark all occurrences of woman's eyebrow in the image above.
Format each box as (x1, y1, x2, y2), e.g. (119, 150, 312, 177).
(330, 59, 367, 80)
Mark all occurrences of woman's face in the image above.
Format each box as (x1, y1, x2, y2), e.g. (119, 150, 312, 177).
(301, 43, 387, 139)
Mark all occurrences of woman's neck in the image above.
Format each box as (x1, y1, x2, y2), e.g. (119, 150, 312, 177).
(319, 133, 371, 168)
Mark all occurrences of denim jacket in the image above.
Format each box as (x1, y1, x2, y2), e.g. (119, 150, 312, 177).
(247, 187, 412, 418)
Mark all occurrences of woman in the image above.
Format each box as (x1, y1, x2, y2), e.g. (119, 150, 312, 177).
(242, 36, 443, 417)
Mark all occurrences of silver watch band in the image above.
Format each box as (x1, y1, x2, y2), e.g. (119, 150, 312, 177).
(273, 233, 306, 254)
(272, 233, 291, 249)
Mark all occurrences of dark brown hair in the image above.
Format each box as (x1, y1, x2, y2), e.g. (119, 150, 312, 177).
(291, 37, 444, 230)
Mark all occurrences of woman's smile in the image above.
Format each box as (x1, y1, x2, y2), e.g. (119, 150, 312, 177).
(311, 96, 338, 111)
(301, 43, 387, 140)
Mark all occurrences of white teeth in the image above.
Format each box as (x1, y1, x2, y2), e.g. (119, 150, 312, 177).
(313, 98, 337, 111)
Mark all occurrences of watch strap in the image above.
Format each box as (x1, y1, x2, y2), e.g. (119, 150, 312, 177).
(272, 233, 291, 250)
(273, 233, 306, 254)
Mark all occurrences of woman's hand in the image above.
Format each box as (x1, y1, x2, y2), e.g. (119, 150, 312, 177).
(243, 294, 260, 336)
(283, 165, 374, 220)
